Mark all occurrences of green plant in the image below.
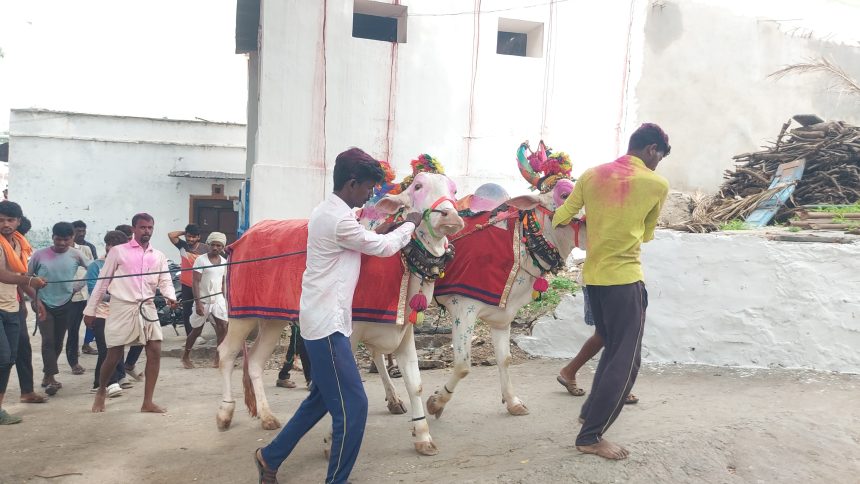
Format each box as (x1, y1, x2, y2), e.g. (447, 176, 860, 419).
(517, 274, 579, 318)
(719, 219, 751, 231)
(809, 202, 860, 215)
(787, 226, 802, 233)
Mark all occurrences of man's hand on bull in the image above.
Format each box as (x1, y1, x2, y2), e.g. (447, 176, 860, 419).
(404, 212, 423, 227)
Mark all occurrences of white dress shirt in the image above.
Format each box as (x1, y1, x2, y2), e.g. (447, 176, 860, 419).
(299, 193, 415, 340)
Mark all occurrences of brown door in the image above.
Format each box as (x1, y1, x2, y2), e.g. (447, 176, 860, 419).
(192, 198, 239, 244)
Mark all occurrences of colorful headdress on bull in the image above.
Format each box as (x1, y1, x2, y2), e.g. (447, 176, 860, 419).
(389, 154, 445, 195)
(369, 160, 399, 204)
(517, 140, 572, 193)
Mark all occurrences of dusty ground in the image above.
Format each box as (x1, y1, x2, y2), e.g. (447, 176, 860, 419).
(2, 323, 859, 484)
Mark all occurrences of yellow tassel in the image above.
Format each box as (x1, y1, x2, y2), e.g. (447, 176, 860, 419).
(532, 290, 540, 300)
(416, 312, 425, 325)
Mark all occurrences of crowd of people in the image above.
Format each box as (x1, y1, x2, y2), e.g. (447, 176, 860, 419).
(0, 208, 306, 422)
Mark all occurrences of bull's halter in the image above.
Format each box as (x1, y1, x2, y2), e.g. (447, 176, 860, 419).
(421, 196, 458, 240)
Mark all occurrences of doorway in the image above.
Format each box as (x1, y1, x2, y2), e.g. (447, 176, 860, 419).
(191, 198, 239, 245)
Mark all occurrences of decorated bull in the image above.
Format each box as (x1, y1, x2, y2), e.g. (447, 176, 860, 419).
(215, 155, 464, 456)
(427, 141, 586, 418)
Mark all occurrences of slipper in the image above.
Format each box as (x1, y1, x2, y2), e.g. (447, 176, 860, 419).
(254, 448, 279, 484)
(107, 383, 124, 398)
(624, 393, 639, 405)
(72, 366, 86, 375)
(387, 365, 402, 379)
(0, 409, 23, 425)
(276, 379, 296, 389)
(41, 381, 63, 389)
(120, 381, 134, 389)
(557, 375, 586, 396)
(44, 383, 61, 396)
(20, 394, 47, 404)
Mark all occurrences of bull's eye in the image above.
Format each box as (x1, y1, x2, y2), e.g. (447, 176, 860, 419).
(561, 193, 570, 200)
(415, 183, 423, 190)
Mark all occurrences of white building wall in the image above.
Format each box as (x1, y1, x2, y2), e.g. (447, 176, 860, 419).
(249, 0, 860, 220)
(8, 109, 245, 255)
(517, 231, 860, 374)
(631, 0, 860, 193)
(250, 0, 635, 221)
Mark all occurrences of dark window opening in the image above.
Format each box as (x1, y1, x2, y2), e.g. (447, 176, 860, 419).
(353, 13, 398, 43)
(497, 31, 528, 57)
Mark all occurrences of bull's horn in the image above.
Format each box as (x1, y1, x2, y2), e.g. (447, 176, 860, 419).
(517, 142, 541, 189)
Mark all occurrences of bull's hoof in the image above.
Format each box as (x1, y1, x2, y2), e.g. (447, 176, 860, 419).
(426, 394, 445, 419)
(414, 439, 439, 456)
(216, 401, 235, 431)
(261, 415, 281, 430)
(387, 398, 407, 415)
(506, 402, 530, 416)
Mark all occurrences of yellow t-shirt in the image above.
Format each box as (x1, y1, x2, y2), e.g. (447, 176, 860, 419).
(553, 155, 669, 286)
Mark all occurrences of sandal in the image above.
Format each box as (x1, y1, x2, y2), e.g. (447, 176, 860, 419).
(625, 393, 639, 405)
(387, 365, 402, 379)
(0, 409, 23, 425)
(556, 375, 586, 396)
(72, 365, 86, 375)
(276, 379, 296, 389)
(254, 448, 279, 484)
(20, 393, 47, 404)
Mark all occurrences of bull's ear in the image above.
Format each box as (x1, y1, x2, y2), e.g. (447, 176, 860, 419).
(374, 192, 409, 214)
(506, 194, 541, 210)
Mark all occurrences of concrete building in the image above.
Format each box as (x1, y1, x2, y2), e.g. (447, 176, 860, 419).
(237, 0, 860, 223)
(8, 109, 245, 255)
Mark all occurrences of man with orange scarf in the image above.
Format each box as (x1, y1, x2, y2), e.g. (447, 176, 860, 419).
(0, 201, 47, 425)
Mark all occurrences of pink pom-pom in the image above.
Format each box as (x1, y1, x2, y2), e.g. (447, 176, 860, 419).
(533, 277, 549, 293)
(409, 293, 428, 312)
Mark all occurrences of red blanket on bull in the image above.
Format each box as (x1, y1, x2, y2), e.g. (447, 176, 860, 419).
(227, 219, 408, 324)
(434, 208, 522, 308)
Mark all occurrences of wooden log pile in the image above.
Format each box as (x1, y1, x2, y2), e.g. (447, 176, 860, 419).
(724, 120, 860, 208)
(671, 118, 860, 232)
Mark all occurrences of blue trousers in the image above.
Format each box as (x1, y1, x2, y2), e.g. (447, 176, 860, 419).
(261, 331, 368, 484)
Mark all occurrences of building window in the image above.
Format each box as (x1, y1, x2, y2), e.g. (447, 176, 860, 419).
(353, 0, 408, 43)
(497, 18, 543, 58)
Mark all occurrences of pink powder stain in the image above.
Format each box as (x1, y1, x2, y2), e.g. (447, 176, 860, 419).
(593, 155, 635, 205)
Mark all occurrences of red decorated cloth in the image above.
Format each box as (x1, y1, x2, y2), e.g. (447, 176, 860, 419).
(352, 254, 408, 324)
(227, 220, 308, 320)
(435, 208, 521, 307)
(227, 219, 408, 324)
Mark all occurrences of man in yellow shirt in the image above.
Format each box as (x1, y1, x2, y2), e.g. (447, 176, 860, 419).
(552, 123, 670, 460)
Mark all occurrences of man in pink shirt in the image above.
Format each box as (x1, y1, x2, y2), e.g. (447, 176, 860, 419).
(84, 213, 176, 413)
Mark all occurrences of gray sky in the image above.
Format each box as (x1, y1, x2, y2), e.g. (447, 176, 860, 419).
(0, 0, 247, 132)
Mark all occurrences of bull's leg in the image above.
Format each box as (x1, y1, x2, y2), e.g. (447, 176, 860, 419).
(394, 326, 437, 455)
(216, 318, 256, 431)
(492, 325, 528, 416)
(249, 320, 289, 430)
(375, 350, 406, 415)
(427, 310, 478, 419)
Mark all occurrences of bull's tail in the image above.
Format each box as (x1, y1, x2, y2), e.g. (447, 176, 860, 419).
(242, 341, 258, 417)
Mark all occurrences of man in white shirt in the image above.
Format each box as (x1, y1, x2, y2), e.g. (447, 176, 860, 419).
(182, 232, 228, 369)
(255, 148, 421, 484)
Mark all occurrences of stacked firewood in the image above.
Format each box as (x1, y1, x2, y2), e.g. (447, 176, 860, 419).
(671, 118, 860, 232)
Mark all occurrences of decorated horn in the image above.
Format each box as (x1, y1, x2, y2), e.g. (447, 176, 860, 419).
(517, 142, 541, 189)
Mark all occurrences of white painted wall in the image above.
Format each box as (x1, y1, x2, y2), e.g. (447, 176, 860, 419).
(249, 0, 636, 221)
(517, 230, 860, 374)
(249, 0, 860, 220)
(8, 109, 246, 255)
(630, 0, 860, 193)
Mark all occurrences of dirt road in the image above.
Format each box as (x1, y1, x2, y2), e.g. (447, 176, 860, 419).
(3, 337, 859, 484)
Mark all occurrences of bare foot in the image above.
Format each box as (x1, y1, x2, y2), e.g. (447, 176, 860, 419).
(92, 391, 107, 413)
(576, 440, 629, 460)
(20, 392, 47, 403)
(182, 357, 194, 369)
(141, 402, 167, 413)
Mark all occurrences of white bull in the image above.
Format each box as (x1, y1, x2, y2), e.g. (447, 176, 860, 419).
(215, 172, 464, 456)
(426, 147, 585, 419)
